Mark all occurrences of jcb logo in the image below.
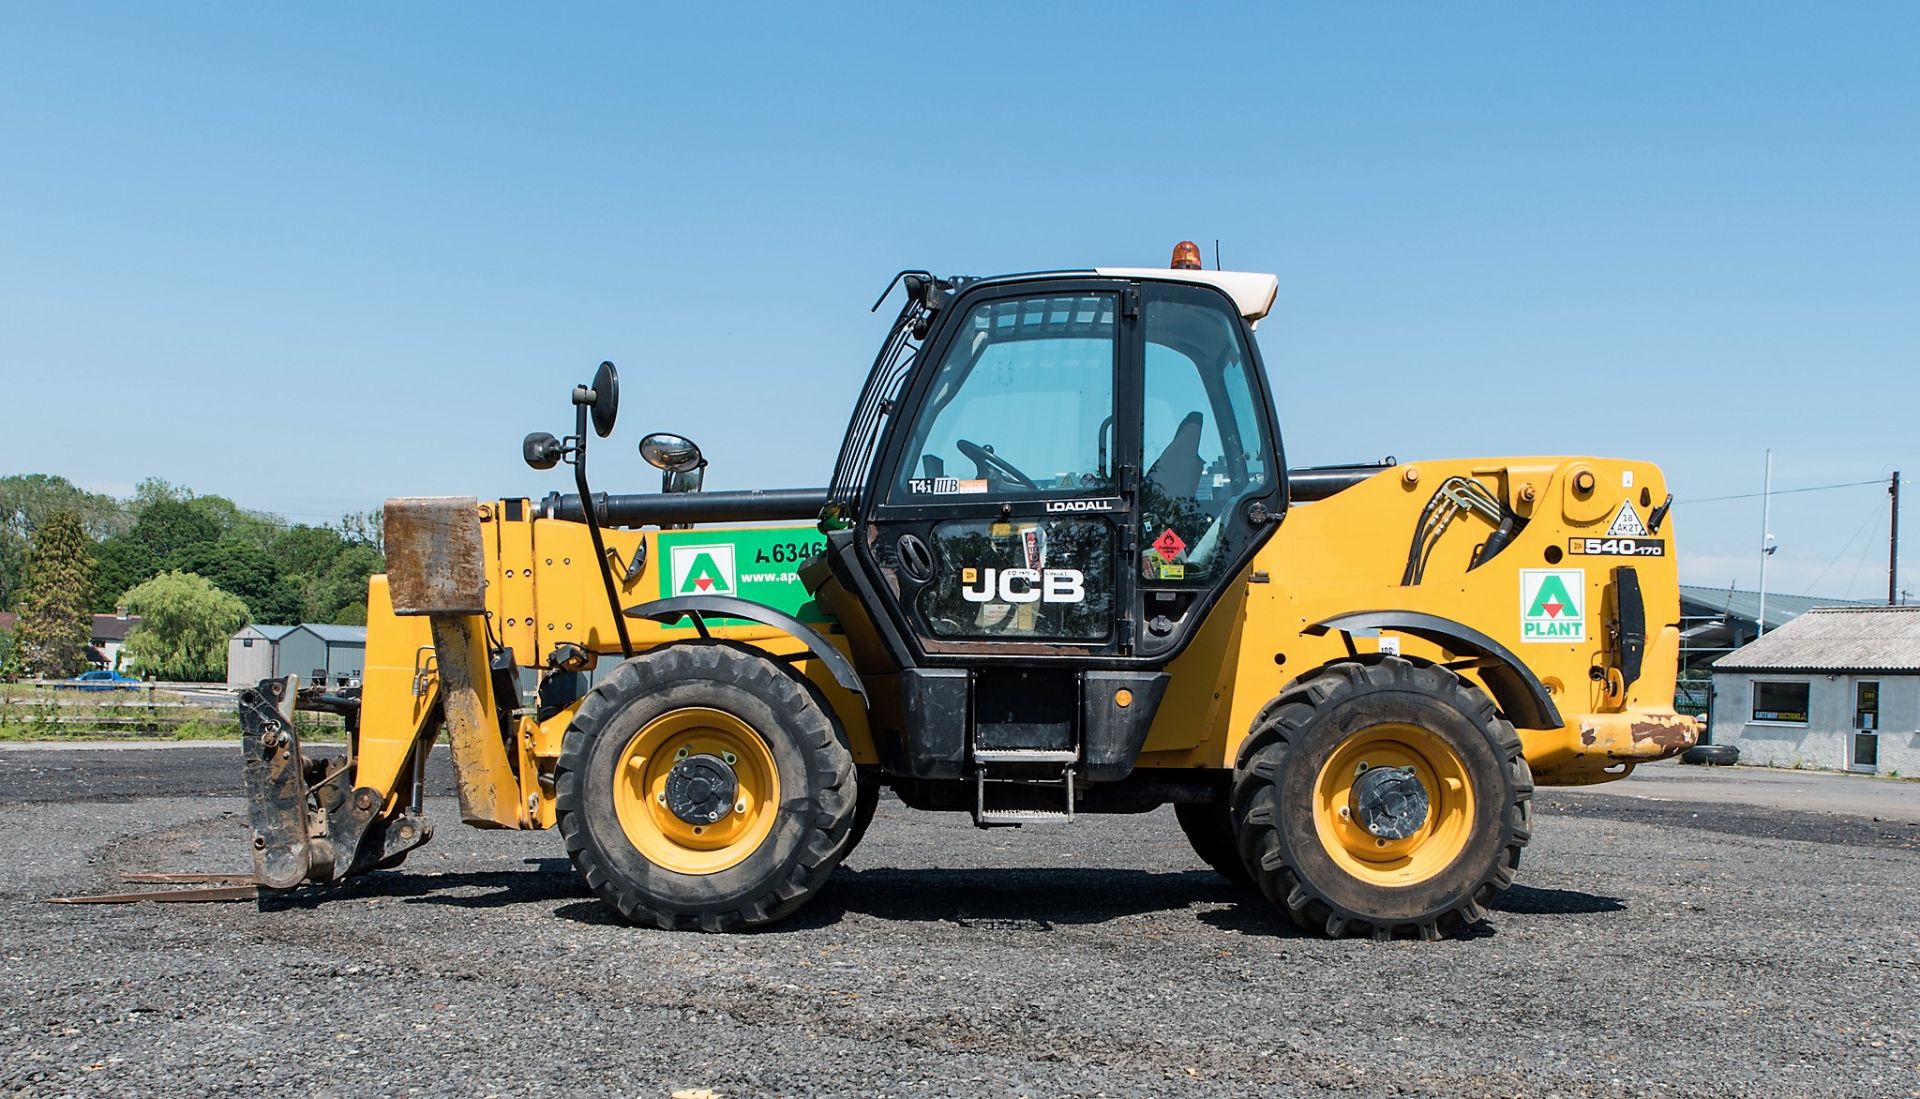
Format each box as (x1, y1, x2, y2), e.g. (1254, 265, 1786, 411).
(960, 567, 1085, 605)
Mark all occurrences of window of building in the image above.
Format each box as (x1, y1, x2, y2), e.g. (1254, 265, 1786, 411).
(1751, 681, 1810, 724)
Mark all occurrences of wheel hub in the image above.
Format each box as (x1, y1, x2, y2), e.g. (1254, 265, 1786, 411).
(1351, 764, 1429, 840)
(664, 754, 738, 825)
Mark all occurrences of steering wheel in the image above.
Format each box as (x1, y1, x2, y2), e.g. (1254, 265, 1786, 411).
(955, 439, 1039, 491)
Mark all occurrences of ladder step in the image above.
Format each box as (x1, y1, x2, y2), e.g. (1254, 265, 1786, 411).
(972, 748, 1078, 763)
(978, 808, 1074, 825)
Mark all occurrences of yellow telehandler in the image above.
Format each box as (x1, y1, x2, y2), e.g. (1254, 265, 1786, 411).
(235, 244, 1695, 940)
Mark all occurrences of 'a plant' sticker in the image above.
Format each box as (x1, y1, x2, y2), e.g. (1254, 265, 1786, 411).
(1520, 569, 1585, 643)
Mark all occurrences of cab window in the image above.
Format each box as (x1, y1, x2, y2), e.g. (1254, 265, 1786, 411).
(1138, 286, 1270, 585)
(890, 294, 1118, 502)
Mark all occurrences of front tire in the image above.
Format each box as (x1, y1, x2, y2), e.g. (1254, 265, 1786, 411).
(1231, 658, 1532, 940)
(555, 641, 857, 931)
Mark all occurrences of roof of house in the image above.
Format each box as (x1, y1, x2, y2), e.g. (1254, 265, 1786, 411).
(1712, 605, 1920, 673)
(90, 614, 141, 642)
(1680, 585, 1870, 633)
(234, 624, 299, 641)
(298, 624, 368, 645)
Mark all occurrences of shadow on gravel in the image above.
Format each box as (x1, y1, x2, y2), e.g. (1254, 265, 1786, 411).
(259, 865, 589, 912)
(1489, 883, 1625, 915)
(545, 865, 1258, 933)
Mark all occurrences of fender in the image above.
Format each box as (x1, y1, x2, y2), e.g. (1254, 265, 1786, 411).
(1303, 610, 1563, 730)
(624, 594, 866, 699)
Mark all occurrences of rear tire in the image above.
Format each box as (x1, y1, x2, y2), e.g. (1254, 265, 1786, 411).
(1231, 657, 1532, 941)
(555, 641, 857, 931)
(1681, 743, 1739, 766)
(837, 772, 882, 865)
(1175, 800, 1254, 887)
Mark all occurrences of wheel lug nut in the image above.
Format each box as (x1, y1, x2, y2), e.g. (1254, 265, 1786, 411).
(1355, 762, 1370, 775)
(1338, 806, 1351, 819)
(735, 799, 747, 814)
(722, 752, 737, 765)
(675, 747, 689, 760)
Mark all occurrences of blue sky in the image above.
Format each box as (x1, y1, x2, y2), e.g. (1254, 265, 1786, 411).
(2, 4, 1915, 600)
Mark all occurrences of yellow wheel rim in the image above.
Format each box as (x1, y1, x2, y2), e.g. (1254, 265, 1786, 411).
(611, 707, 782, 876)
(1311, 722, 1476, 887)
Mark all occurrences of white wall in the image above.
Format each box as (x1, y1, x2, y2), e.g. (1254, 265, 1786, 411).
(1711, 673, 1920, 774)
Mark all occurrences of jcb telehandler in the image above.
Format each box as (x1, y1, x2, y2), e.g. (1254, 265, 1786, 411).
(236, 243, 1696, 940)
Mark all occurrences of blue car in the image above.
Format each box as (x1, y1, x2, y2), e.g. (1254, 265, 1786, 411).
(72, 669, 142, 691)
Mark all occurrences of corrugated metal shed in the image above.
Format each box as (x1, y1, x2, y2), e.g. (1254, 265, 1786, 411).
(1680, 585, 1869, 633)
(301, 624, 368, 644)
(1712, 605, 1920, 673)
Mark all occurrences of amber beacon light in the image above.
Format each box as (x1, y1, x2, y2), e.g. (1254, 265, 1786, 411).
(1170, 240, 1204, 269)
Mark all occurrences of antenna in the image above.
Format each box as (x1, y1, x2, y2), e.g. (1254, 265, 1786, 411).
(1213, 239, 1222, 271)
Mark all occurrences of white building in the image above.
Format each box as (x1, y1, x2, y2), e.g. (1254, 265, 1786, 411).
(1710, 605, 1920, 774)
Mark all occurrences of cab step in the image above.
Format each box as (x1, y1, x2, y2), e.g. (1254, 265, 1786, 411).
(972, 763, 1076, 827)
(972, 748, 1079, 763)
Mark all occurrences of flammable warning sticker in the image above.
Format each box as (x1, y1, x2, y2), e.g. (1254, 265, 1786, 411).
(1605, 501, 1651, 537)
(656, 528, 829, 626)
(1520, 569, 1586, 643)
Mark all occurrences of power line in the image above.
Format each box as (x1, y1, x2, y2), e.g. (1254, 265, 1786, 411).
(1677, 478, 1885, 505)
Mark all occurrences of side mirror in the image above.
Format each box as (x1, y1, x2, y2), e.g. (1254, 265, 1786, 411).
(663, 466, 706, 494)
(639, 432, 704, 473)
(570, 360, 620, 438)
(522, 431, 564, 470)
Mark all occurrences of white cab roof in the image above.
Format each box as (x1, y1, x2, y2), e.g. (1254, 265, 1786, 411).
(1093, 268, 1279, 325)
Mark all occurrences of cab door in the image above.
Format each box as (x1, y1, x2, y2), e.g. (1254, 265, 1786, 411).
(864, 283, 1138, 660)
(1131, 280, 1284, 658)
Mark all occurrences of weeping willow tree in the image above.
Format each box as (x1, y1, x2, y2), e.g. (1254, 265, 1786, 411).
(121, 571, 247, 681)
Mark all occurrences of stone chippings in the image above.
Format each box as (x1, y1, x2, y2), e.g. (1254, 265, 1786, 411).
(1, 747, 1916, 1098)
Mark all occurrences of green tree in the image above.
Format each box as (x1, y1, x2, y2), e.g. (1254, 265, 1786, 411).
(91, 500, 223, 611)
(306, 544, 384, 623)
(185, 494, 284, 550)
(270, 524, 348, 577)
(337, 508, 385, 554)
(0, 474, 128, 610)
(120, 571, 247, 681)
(14, 510, 97, 678)
(168, 539, 297, 623)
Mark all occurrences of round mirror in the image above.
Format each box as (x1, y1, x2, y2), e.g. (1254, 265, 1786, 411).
(590, 360, 620, 438)
(522, 431, 563, 470)
(639, 432, 704, 473)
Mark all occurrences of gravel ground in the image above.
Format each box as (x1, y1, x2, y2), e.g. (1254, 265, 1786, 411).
(2, 748, 1918, 1098)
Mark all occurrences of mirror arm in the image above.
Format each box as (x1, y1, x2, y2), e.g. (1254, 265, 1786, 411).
(571, 399, 635, 659)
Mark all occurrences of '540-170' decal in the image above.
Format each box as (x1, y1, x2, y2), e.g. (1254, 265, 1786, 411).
(1567, 537, 1665, 557)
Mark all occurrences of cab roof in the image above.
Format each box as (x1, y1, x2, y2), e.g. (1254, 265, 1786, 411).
(1093, 268, 1279, 324)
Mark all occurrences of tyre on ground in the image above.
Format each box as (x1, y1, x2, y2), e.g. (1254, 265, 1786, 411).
(1231, 656, 1533, 941)
(1680, 743, 1739, 766)
(1175, 799, 1254, 887)
(554, 640, 858, 931)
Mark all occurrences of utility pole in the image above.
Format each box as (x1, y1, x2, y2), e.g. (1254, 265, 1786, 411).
(1892, 470, 1902, 606)
(1757, 450, 1773, 637)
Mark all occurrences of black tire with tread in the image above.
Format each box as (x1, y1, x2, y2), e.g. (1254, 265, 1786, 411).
(554, 641, 857, 931)
(1175, 800, 1254, 887)
(1230, 657, 1533, 941)
(837, 772, 882, 865)
(1681, 743, 1739, 766)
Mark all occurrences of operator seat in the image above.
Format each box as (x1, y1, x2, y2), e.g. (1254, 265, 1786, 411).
(1147, 411, 1205, 501)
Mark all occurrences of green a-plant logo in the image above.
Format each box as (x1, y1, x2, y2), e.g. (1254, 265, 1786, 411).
(1520, 569, 1585, 643)
(669, 543, 736, 597)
